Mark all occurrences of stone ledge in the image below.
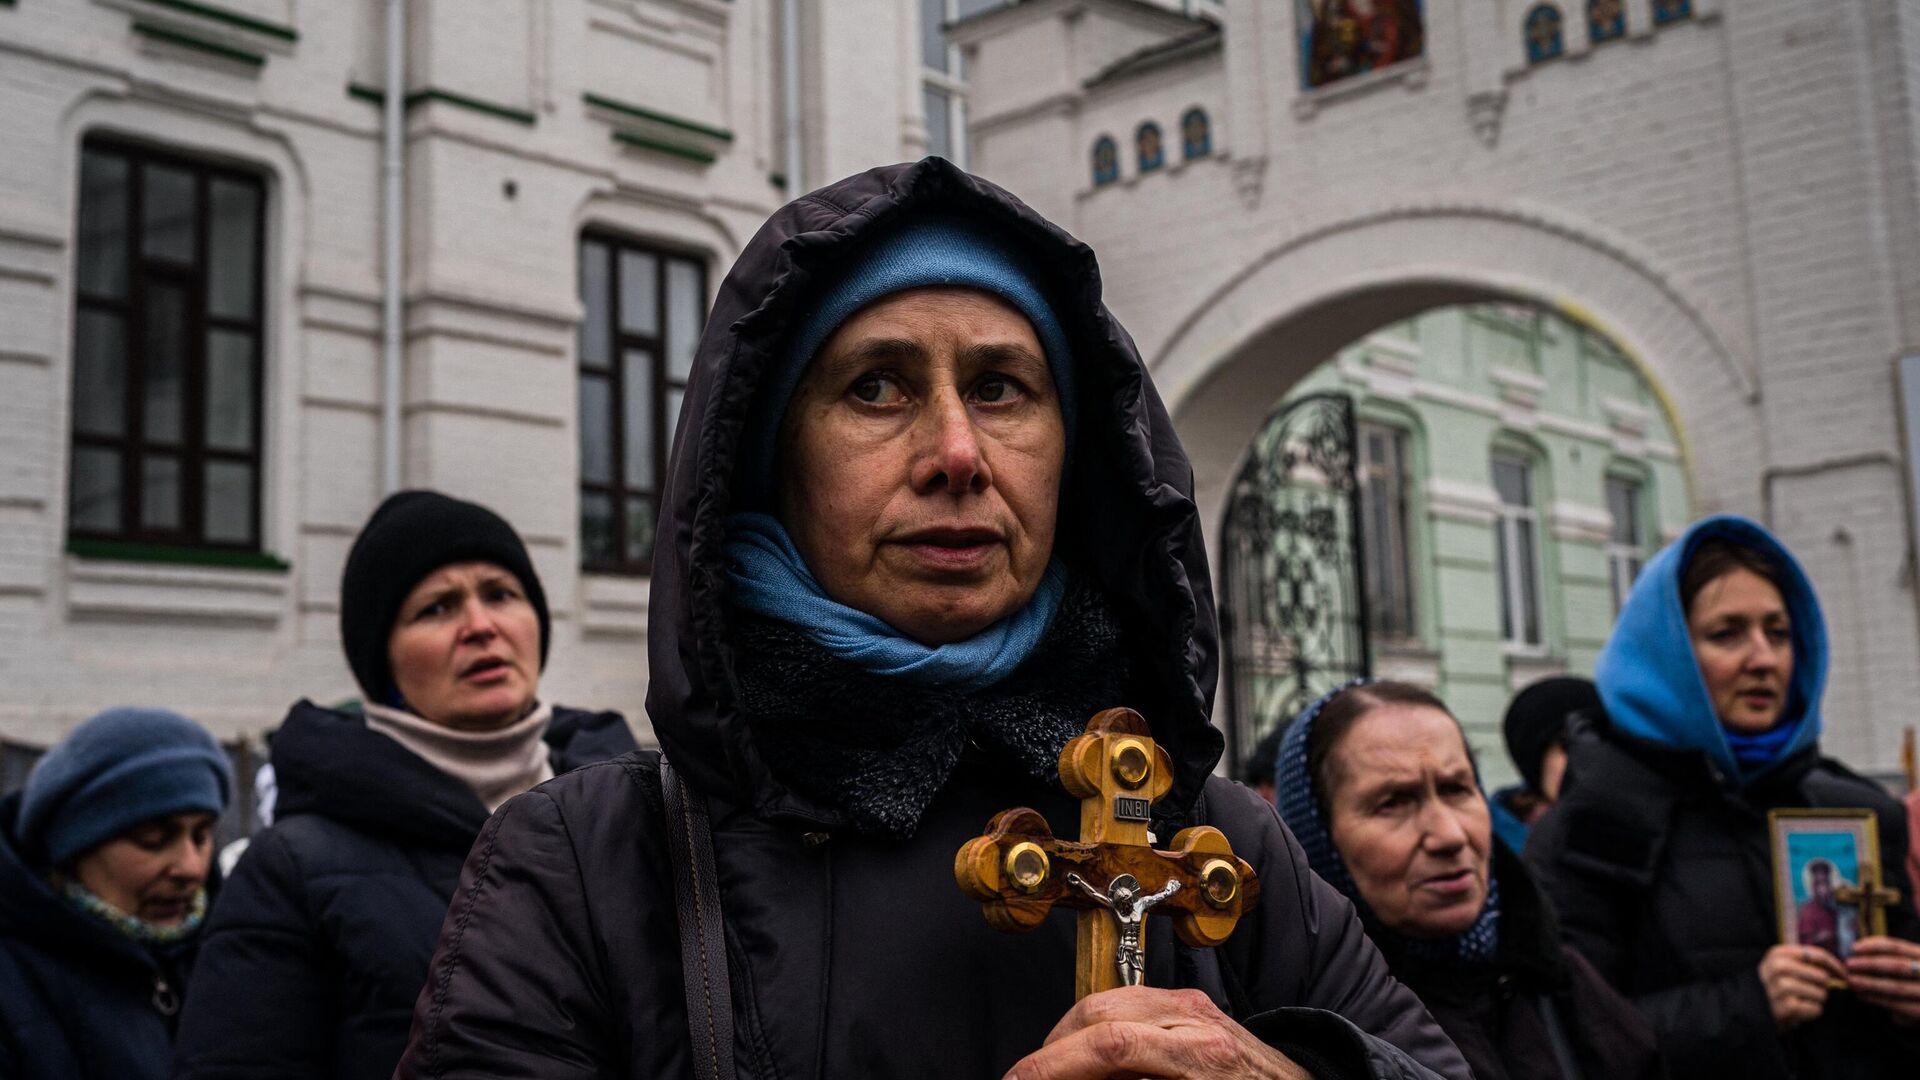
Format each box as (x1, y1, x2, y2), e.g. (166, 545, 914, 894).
(579, 572, 649, 637)
(66, 552, 288, 625)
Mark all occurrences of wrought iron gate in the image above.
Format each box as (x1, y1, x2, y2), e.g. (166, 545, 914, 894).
(1220, 391, 1371, 775)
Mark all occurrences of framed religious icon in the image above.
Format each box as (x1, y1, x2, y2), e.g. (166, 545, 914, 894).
(1768, 809, 1895, 965)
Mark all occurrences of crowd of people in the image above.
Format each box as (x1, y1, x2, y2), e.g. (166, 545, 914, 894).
(2, 158, 1919, 1079)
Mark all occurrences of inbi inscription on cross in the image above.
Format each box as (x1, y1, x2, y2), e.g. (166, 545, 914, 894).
(954, 708, 1260, 1000)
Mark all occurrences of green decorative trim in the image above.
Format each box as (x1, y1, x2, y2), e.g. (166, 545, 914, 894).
(67, 538, 291, 572)
(344, 84, 537, 126)
(611, 130, 716, 164)
(133, 20, 266, 66)
(0, 1, 16, 9)
(135, 0, 297, 41)
(582, 93, 733, 142)
(407, 88, 536, 126)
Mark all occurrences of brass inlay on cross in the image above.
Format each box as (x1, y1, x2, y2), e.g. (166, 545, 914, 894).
(955, 708, 1260, 999)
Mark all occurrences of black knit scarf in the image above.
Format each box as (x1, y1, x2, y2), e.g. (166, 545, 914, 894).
(730, 579, 1132, 839)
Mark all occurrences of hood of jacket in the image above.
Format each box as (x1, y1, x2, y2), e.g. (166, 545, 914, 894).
(0, 792, 178, 974)
(270, 699, 635, 850)
(1595, 513, 1828, 785)
(646, 158, 1221, 824)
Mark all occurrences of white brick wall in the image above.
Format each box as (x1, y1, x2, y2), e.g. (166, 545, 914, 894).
(0, 0, 928, 750)
(965, 0, 1920, 774)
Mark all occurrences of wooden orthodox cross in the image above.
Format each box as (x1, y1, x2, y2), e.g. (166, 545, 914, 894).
(1835, 864, 1903, 939)
(955, 708, 1260, 999)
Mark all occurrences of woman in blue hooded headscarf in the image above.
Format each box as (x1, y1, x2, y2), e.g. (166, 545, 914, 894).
(1526, 514, 1920, 1079)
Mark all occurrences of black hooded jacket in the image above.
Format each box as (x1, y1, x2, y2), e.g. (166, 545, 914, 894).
(1527, 711, 1920, 1080)
(0, 793, 198, 1080)
(395, 159, 1470, 1080)
(171, 700, 635, 1079)
(1385, 843, 1663, 1080)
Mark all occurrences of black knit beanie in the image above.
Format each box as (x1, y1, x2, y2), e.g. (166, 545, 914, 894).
(1502, 675, 1600, 794)
(338, 490, 551, 704)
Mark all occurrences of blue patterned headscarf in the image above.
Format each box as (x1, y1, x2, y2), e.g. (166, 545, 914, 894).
(1273, 680, 1502, 965)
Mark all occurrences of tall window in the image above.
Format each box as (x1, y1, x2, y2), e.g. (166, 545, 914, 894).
(1136, 122, 1165, 173)
(1492, 456, 1542, 646)
(1605, 475, 1648, 613)
(577, 235, 706, 574)
(1180, 108, 1212, 160)
(1525, 4, 1565, 63)
(919, 0, 1004, 162)
(1091, 136, 1119, 187)
(1588, 0, 1626, 44)
(1358, 424, 1417, 642)
(69, 139, 267, 550)
(1652, 0, 1691, 26)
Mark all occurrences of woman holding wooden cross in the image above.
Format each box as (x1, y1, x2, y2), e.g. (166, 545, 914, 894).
(396, 158, 1469, 1080)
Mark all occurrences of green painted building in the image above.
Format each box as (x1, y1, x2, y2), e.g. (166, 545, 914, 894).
(1277, 304, 1690, 783)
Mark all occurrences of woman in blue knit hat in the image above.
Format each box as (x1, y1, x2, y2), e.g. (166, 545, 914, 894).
(396, 159, 1470, 1080)
(1273, 680, 1662, 1080)
(0, 706, 232, 1079)
(1526, 514, 1920, 1078)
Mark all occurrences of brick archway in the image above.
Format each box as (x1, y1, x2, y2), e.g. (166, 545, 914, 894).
(1148, 202, 1760, 543)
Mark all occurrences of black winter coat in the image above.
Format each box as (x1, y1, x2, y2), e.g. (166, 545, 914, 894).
(1386, 843, 1663, 1080)
(398, 159, 1470, 1080)
(1527, 711, 1920, 1079)
(171, 700, 635, 1080)
(0, 793, 197, 1080)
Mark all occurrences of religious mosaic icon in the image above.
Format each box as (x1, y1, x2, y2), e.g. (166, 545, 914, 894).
(1768, 809, 1901, 978)
(1299, 0, 1426, 91)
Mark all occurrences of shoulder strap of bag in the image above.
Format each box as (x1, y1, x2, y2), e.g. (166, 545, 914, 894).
(660, 753, 738, 1080)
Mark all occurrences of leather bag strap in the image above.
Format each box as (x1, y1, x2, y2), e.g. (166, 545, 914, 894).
(661, 754, 738, 1080)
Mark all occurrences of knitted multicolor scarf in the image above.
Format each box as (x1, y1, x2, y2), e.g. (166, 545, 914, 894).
(58, 878, 207, 945)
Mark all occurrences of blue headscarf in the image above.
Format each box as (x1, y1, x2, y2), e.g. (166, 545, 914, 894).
(1597, 514, 1827, 785)
(1273, 680, 1502, 965)
(725, 512, 1067, 691)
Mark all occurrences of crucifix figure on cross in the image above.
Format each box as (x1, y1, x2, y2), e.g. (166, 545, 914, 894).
(1065, 872, 1182, 987)
(955, 708, 1260, 999)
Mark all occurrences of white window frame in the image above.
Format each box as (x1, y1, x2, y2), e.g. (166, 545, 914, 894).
(1492, 455, 1543, 648)
(921, 0, 978, 166)
(1358, 422, 1417, 642)
(1605, 474, 1648, 614)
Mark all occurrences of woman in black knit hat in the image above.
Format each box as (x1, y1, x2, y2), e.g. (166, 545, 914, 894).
(172, 490, 636, 1080)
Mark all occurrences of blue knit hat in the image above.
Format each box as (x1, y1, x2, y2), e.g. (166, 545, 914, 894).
(741, 214, 1076, 507)
(17, 707, 233, 867)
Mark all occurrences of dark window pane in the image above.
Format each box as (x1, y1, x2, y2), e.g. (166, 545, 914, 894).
(204, 460, 253, 543)
(141, 454, 181, 530)
(1606, 477, 1640, 544)
(71, 447, 123, 533)
(622, 350, 654, 488)
(579, 374, 612, 485)
(1492, 458, 1529, 507)
(666, 261, 702, 380)
(142, 163, 197, 264)
(207, 178, 260, 320)
(143, 283, 189, 444)
(579, 241, 611, 369)
(624, 496, 657, 566)
(619, 250, 659, 336)
(1518, 517, 1540, 644)
(1494, 522, 1515, 642)
(581, 491, 615, 564)
(77, 150, 129, 299)
(205, 329, 255, 451)
(72, 310, 127, 437)
(920, 0, 948, 71)
(924, 86, 953, 159)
